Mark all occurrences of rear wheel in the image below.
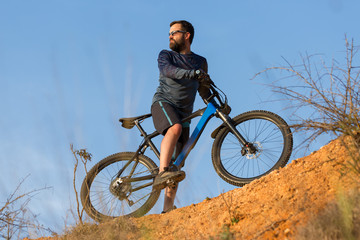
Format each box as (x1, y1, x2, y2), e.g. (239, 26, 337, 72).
(80, 152, 160, 221)
(212, 110, 293, 186)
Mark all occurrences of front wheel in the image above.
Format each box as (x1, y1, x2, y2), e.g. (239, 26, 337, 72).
(212, 110, 293, 186)
(80, 152, 160, 222)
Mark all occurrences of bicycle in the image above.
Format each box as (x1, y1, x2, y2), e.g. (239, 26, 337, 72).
(80, 79, 293, 222)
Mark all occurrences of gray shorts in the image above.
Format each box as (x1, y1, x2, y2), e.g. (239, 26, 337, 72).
(151, 101, 190, 165)
(151, 101, 181, 134)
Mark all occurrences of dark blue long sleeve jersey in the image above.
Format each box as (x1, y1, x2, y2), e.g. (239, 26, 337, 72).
(152, 49, 209, 116)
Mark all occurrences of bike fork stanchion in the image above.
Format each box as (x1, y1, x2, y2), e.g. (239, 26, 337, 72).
(216, 110, 248, 146)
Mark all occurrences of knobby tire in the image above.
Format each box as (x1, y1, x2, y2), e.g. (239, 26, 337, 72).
(212, 110, 293, 186)
(80, 152, 160, 222)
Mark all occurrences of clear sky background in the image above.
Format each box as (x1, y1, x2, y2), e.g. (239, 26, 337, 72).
(1, 0, 359, 236)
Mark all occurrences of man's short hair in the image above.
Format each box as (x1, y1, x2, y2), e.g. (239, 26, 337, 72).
(170, 20, 195, 44)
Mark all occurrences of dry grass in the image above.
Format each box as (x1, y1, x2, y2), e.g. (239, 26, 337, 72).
(296, 188, 360, 240)
(59, 217, 140, 240)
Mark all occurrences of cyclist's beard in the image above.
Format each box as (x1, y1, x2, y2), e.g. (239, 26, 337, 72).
(169, 37, 186, 53)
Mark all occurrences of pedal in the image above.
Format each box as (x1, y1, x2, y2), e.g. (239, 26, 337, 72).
(166, 179, 177, 189)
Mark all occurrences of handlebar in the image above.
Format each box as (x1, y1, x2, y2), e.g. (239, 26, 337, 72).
(204, 78, 231, 115)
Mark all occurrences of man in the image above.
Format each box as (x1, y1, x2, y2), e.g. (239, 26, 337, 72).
(151, 20, 211, 213)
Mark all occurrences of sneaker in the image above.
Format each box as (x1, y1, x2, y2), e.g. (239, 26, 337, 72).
(161, 205, 177, 214)
(153, 170, 185, 190)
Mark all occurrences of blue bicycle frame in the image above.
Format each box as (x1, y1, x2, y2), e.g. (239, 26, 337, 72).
(173, 102, 217, 167)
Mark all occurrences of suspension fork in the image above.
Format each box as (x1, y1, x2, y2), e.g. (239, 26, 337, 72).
(216, 109, 248, 146)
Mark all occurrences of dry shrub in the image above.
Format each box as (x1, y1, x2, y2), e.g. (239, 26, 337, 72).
(0, 176, 52, 239)
(69, 144, 92, 225)
(254, 36, 360, 176)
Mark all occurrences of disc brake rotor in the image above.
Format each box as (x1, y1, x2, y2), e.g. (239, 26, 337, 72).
(109, 178, 132, 201)
(244, 141, 262, 159)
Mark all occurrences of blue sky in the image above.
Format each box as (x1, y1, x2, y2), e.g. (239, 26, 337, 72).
(1, 0, 359, 235)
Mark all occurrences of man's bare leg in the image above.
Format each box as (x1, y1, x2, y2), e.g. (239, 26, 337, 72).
(163, 184, 178, 212)
(159, 123, 182, 171)
(159, 123, 182, 212)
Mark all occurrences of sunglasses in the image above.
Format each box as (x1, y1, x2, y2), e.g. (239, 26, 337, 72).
(169, 30, 187, 36)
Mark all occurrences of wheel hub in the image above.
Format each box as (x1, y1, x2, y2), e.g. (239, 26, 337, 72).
(241, 141, 263, 159)
(109, 178, 132, 201)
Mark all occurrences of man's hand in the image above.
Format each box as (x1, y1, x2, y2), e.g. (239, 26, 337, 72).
(195, 69, 208, 80)
(221, 104, 231, 115)
(195, 69, 213, 88)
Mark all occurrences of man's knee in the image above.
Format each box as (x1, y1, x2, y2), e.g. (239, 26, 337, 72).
(168, 123, 182, 137)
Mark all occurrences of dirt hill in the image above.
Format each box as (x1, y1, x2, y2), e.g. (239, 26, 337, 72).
(126, 136, 359, 239)
(30, 136, 360, 239)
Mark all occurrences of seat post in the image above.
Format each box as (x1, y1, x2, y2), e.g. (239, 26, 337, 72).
(134, 120, 148, 137)
(134, 120, 161, 159)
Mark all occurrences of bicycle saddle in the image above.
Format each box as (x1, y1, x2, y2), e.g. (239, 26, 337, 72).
(119, 113, 152, 129)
